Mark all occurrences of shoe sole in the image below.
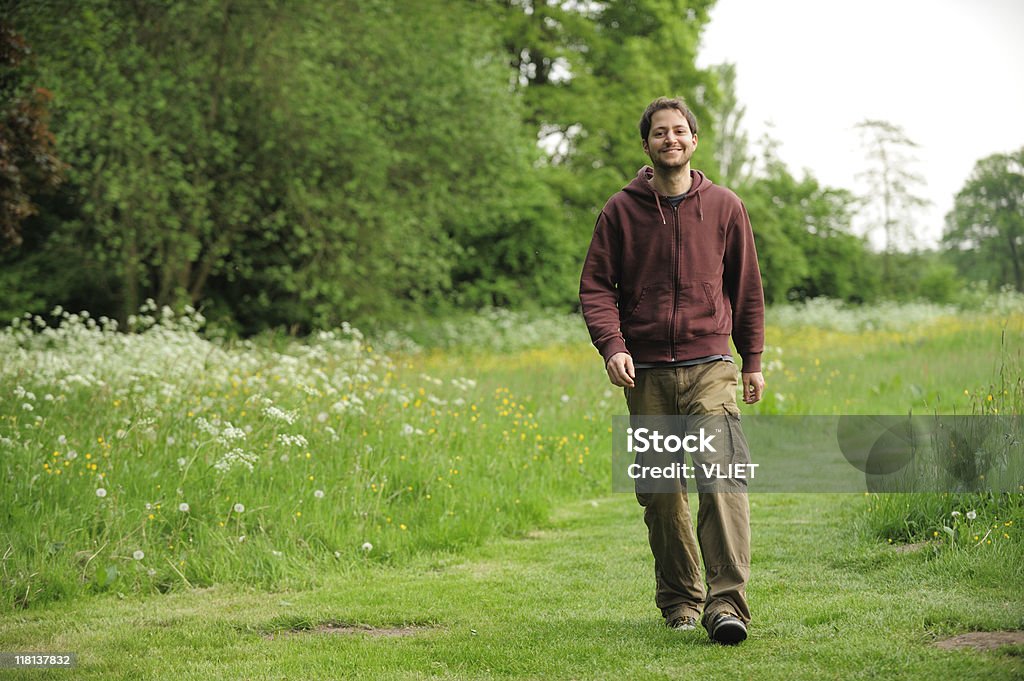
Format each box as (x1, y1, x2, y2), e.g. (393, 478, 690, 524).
(710, 620, 748, 645)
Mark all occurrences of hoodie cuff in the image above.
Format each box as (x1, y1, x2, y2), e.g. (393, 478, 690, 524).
(740, 352, 762, 373)
(599, 337, 629, 365)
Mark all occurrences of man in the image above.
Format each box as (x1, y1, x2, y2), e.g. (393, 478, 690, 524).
(579, 96, 765, 645)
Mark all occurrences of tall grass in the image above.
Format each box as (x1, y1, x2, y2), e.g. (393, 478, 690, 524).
(2, 297, 1021, 610)
(0, 304, 609, 609)
(859, 321, 1024, 548)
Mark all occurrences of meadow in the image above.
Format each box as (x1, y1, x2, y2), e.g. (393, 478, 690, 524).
(1, 297, 1022, 678)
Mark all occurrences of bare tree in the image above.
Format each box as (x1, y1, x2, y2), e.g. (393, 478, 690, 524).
(855, 119, 929, 279)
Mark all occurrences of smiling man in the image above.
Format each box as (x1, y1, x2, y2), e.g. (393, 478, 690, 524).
(579, 96, 765, 644)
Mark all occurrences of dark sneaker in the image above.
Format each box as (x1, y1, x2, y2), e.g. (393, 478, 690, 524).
(667, 615, 697, 631)
(707, 613, 747, 644)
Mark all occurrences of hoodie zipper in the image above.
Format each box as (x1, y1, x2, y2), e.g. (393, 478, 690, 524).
(669, 201, 681, 362)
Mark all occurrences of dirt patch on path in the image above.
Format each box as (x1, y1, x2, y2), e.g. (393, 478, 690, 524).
(263, 622, 435, 640)
(934, 631, 1024, 652)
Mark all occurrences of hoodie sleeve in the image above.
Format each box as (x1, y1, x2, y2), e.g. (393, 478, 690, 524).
(580, 209, 629, 364)
(724, 200, 765, 372)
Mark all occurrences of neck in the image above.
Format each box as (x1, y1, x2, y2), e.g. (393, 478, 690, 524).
(651, 165, 693, 196)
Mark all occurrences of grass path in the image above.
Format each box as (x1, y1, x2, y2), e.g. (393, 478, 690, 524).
(2, 492, 1021, 679)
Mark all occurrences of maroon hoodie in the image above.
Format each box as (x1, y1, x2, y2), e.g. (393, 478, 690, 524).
(579, 166, 764, 372)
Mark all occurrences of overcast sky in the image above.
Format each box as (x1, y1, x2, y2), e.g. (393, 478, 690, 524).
(696, 0, 1024, 248)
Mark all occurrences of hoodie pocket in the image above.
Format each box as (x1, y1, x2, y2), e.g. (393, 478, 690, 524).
(621, 285, 671, 341)
(676, 281, 720, 339)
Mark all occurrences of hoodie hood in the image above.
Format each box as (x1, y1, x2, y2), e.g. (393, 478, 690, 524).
(623, 166, 711, 224)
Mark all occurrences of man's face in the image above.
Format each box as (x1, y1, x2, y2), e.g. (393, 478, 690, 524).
(643, 108, 698, 170)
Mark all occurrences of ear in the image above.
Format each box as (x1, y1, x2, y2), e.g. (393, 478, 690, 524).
(691, 133, 698, 149)
(642, 139, 650, 155)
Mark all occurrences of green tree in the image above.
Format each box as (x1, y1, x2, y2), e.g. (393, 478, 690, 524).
(743, 135, 871, 304)
(491, 0, 720, 299)
(943, 148, 1024, 292)
(5, 0, 561, 329)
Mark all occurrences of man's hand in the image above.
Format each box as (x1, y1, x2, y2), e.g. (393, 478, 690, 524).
(742, 371, 765, 404)
(606, 352, 635, 388)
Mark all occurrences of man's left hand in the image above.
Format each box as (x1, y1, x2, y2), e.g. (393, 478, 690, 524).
(742, 371, 765, 404)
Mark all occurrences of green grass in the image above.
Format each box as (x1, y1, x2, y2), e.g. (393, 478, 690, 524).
(0, 493, 1021, 680)
(1, 301, 1022, 677)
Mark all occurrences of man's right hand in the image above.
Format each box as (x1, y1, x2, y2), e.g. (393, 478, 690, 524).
(605, 352, 635, 388)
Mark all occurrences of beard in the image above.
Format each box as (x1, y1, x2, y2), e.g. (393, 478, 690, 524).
(650, 148, 692, 171)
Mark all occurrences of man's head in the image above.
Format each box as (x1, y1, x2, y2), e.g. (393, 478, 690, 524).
(640, 97, 699, 171)
(639, 97, 699, 142)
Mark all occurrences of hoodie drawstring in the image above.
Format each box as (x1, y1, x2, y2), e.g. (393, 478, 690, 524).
(653, 188, 702, 224)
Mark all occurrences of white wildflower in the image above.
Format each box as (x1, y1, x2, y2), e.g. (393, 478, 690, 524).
(214, 448, 259, 473)
(96, 488, 107, 498)
(195, 417, 219, 436)
(314, 489, 324, 499)
(132, 550, 145, 561)
(219, 424, 246, 443)
(361, 542, 373, 552)
(178, 502, 190, 513)
(233, 503, 245, 513)
(966, 510, 977, 520)
(263, 405, 297, 425)
(276, 434, 308, 448)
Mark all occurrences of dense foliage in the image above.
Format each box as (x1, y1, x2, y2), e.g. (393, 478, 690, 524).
(0, 1, 1015, 332)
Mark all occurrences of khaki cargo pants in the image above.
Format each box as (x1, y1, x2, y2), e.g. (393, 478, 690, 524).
(625, 360, 751, 627)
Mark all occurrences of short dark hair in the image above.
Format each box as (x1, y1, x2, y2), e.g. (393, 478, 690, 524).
(639, 97, 699, 141)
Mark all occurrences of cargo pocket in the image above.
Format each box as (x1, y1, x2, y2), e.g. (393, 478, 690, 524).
(723, 403, 751, 469)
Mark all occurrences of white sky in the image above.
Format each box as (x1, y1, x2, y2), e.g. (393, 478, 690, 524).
(696, 0, 1024, 249)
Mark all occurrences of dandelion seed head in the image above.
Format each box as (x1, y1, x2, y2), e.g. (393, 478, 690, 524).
(178, 502, 190, 512)
(314, 489, 324, 499)
(233, 503, 245, 513)
(361, 542, 373, 552)
(133, 550, 145, 560)
(96, 487, 107, 498)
